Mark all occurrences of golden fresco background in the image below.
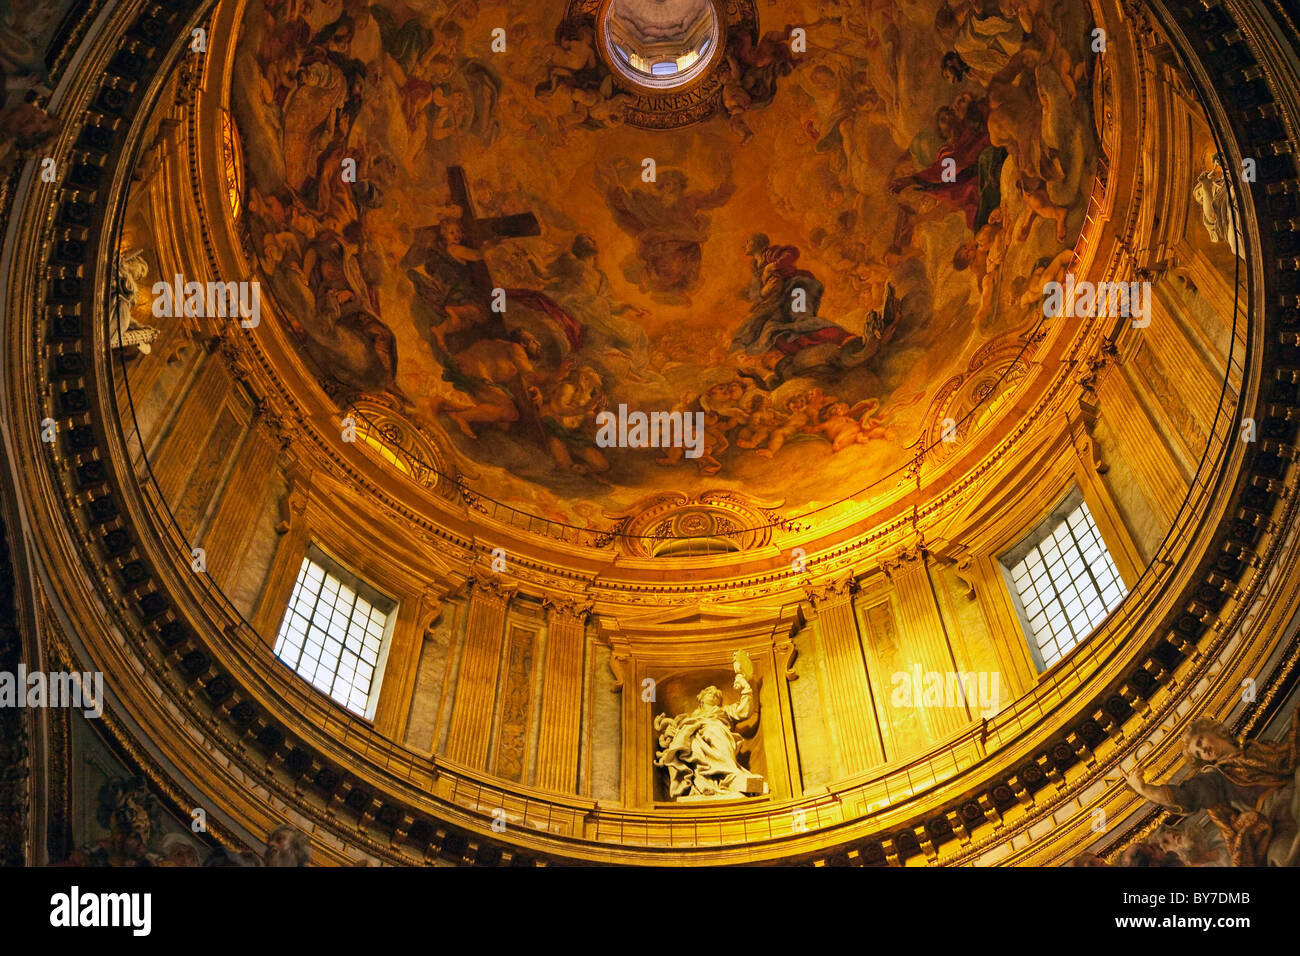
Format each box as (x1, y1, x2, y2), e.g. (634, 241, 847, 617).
(231, 0, 1099, 522)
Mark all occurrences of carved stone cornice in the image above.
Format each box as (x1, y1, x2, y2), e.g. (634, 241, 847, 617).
(213, 329, 250, 383)
(606, 489, 788, 557)
(1076, 338, 1119, 400)
(249, 393, 298, 451)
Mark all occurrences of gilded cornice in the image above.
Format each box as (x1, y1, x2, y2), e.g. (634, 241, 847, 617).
(877, 543, 929, 582)
(466, 575, 518, 608)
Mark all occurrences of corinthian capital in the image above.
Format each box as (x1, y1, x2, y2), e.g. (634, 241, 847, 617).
(544, 595, 593, 623)
(802, 574, 859, 607)
(877, 543, 928, 580)
(468, 576, 516, 606)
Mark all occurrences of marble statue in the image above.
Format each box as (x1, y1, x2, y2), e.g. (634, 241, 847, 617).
(654, 651, 766, 800)
(110, 250, 161, 354)
(1125, 709, 1300, 867)
(1192, 156, 1245, 259)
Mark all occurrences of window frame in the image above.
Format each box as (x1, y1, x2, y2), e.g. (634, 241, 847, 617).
(272, 544, 398, 720)
(998, 486, 1128, 672)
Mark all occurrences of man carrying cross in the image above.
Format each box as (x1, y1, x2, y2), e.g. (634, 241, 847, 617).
(406, 166, 584, 354)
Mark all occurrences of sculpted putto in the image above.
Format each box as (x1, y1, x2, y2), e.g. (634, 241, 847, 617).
(654, 651, 766, 800)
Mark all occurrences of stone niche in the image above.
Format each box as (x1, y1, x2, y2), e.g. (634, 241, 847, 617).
(649, 665, 767, 804)
(601, 606, 802, 807)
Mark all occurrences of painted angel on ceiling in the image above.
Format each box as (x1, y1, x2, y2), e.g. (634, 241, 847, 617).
(731, 234, 880, 385)
(597, 158, 736, 304)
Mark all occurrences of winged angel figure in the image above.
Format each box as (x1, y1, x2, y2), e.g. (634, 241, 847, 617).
(654, 651, 766, 800)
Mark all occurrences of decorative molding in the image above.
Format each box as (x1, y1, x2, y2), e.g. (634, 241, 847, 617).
(275, 479, 308, 536)
(951, 550, 978, 600)
(802, 573, 859, 607)
(775, 639, 799, 681)
(467, 575, 518, 608)
(606, 489, 789, 557)
(607, 645, 631, 692)
(877, 543, 928, 581)
(544, 596, 593, 622)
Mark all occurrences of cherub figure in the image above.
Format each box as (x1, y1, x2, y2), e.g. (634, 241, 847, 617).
(953, 208, 1008, 325)
(534, 25, 597, 96)
(407, 215, 497, 349)
(265, 825, 312, 867)
(717, 56, 755, 143)
(736, 396, 780, 450)
(696, 410, 731, 476)
(430, 88, 471, 141)
(0, 96, 57, 176)
(1017, 249, 1074, 310)
(1151, 822, 1229, 867)
(529, 364, 610, 475)
(803, 386, 837, 420)
(755, 392, 811, 458)
(806, 399, 890, 452)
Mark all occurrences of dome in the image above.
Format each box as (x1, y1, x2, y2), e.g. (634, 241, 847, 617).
(602, 0, 721, 89)
(2, 0, 1298, 877)
(223, 0, 1109, 554)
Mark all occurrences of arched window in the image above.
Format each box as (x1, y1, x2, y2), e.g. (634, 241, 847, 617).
(219, 109, 244, 219)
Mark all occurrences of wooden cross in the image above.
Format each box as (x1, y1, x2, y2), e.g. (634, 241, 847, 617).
(446, 165, 541, 292)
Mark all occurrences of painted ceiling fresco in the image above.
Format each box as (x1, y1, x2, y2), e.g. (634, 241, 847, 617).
(231, 0, 1099, 524)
